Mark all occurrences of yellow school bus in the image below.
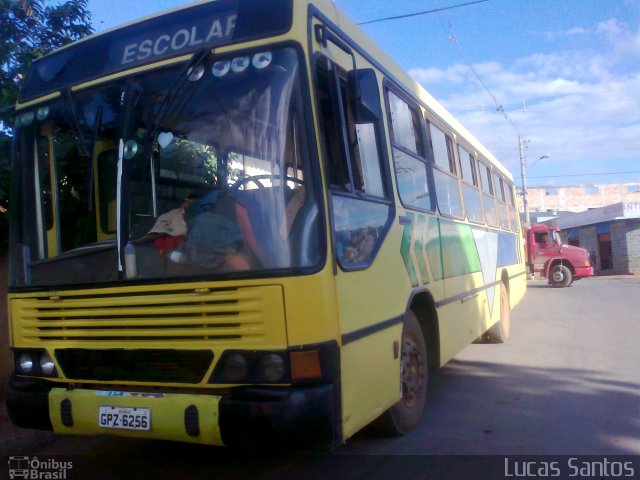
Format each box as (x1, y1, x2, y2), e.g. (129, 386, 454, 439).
(6, 0, 526, 447)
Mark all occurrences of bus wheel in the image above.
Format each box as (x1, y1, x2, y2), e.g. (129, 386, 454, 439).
(550, 264, 572, 288)
(487, 283, 510, 343)
(376, 311, 428, 436)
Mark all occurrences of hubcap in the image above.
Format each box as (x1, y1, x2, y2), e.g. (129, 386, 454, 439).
(552, 270, 564, 282)
(400, 335, 424, 407)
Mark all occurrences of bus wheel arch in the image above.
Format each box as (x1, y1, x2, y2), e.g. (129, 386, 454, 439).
(408, 290, 440, 370)
(374, 290, 439, 436)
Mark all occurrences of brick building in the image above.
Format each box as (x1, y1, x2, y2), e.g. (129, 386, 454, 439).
(543, 202, 640, 275)
(527, 183, 640, 213)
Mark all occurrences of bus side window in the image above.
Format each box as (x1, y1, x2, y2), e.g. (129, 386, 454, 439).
(479, 160, 499, 227)
(387, 89, 433, 212)
(428, 122, 463, 218)
(316, 57, 391, 268)
(458, 144, 484, 224)
(315, 58, 385, 198)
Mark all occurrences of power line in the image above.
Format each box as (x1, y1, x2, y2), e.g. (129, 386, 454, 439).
(443, 11, 520, 136)
(357, 0, 489, 26)
(521, 170, 640, 179)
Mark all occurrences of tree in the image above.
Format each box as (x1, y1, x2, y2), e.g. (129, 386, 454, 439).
(0, 0, 93, 254)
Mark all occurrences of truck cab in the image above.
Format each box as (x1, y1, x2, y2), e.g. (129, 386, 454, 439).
(526, 224, 594, 287)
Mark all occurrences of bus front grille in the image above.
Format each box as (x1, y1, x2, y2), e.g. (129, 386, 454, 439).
(55, 348, 214, 383)
(11, 285, 287, 346)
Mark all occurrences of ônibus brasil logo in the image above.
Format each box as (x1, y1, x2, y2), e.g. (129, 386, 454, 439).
(8, 456, 73, 479)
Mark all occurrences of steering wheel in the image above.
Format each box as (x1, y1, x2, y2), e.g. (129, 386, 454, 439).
(230, 174, 303, 192)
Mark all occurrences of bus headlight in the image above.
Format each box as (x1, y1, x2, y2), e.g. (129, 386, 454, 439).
(223, 353, 248, 382)
(40, 351, 56, 376)
(259, 353, 285, 382)
(18, 353, 34, 374)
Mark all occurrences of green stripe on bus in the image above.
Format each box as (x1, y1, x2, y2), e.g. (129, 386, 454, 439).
(439, 220, 482, 277)
(427, 217, 444, 281)
(400, 213, 419, 287)
(414, 215, 429, 284)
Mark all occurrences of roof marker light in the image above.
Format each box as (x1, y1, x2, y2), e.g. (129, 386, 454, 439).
(252, 52, 273, 70)
(230, 56, 250, 73)
(212, 60, 230, 78)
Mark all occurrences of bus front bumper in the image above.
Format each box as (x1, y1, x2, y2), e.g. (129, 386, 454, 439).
(6, 375, 337, 447)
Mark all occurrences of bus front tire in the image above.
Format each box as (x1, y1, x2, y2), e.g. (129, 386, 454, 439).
(376, 311, 428, 436)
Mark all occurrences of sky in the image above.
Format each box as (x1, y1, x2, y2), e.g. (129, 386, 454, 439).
(87, 0, 640, 188)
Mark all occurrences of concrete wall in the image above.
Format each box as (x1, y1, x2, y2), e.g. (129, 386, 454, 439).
(611, 221, 629, 274)
(626, 219, 640, 274)
(568, 221, 640, 275)
(578, 226, 598, 266)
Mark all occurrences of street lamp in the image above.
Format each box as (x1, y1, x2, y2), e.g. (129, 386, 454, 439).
(519, 135, 550, 226)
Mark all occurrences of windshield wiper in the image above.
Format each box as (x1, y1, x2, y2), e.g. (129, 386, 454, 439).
(62, 87, 90, 158)
(145, 47, 211, 142)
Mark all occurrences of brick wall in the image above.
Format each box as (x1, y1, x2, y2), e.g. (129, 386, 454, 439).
(527, 184, 640, 213)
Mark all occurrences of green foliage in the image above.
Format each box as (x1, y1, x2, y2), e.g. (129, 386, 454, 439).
(0, 0, 93, 255)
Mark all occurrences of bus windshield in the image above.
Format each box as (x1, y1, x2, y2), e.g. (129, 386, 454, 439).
(11, 47, 322, 287)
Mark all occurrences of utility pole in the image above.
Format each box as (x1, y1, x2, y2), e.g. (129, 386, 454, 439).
(518, 134, 530, 226)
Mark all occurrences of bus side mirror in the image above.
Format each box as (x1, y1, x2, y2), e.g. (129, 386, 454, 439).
(348, 69, 381, 123)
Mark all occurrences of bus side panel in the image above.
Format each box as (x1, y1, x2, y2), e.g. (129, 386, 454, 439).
(437, 272, 488, 365)
(335, 231, 407, 440)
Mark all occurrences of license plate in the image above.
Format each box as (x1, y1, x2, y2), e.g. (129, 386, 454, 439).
(98, 406, 151, 431)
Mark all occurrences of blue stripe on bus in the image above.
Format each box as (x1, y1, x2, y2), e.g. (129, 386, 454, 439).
(497, 232, 519, 267)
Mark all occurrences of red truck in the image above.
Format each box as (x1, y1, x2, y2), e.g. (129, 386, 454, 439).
(526, 224, 594, 287)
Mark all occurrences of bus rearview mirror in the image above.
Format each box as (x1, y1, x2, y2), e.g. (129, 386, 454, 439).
(348, 69, 381, 123)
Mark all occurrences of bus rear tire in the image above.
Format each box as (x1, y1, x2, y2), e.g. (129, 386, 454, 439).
(486, 283, 510, 343)
(375, 311, 428, 436)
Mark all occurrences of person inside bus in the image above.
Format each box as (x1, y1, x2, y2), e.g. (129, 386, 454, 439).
(179, 163, 267, 271)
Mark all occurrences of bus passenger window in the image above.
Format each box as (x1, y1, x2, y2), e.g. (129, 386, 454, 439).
(388, 91, 424, 157)
(458, 145, 484, 224)
(479, 161, 499, 227)
(429, 123, 463, 218)
(387, 90, 432, 212)
(316, 59, 385, 198)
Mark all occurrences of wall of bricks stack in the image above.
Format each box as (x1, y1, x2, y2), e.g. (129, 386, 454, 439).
(527, 184, 640, 213)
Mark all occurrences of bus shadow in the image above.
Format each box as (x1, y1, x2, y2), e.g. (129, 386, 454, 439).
(348, 359, 640, 455)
